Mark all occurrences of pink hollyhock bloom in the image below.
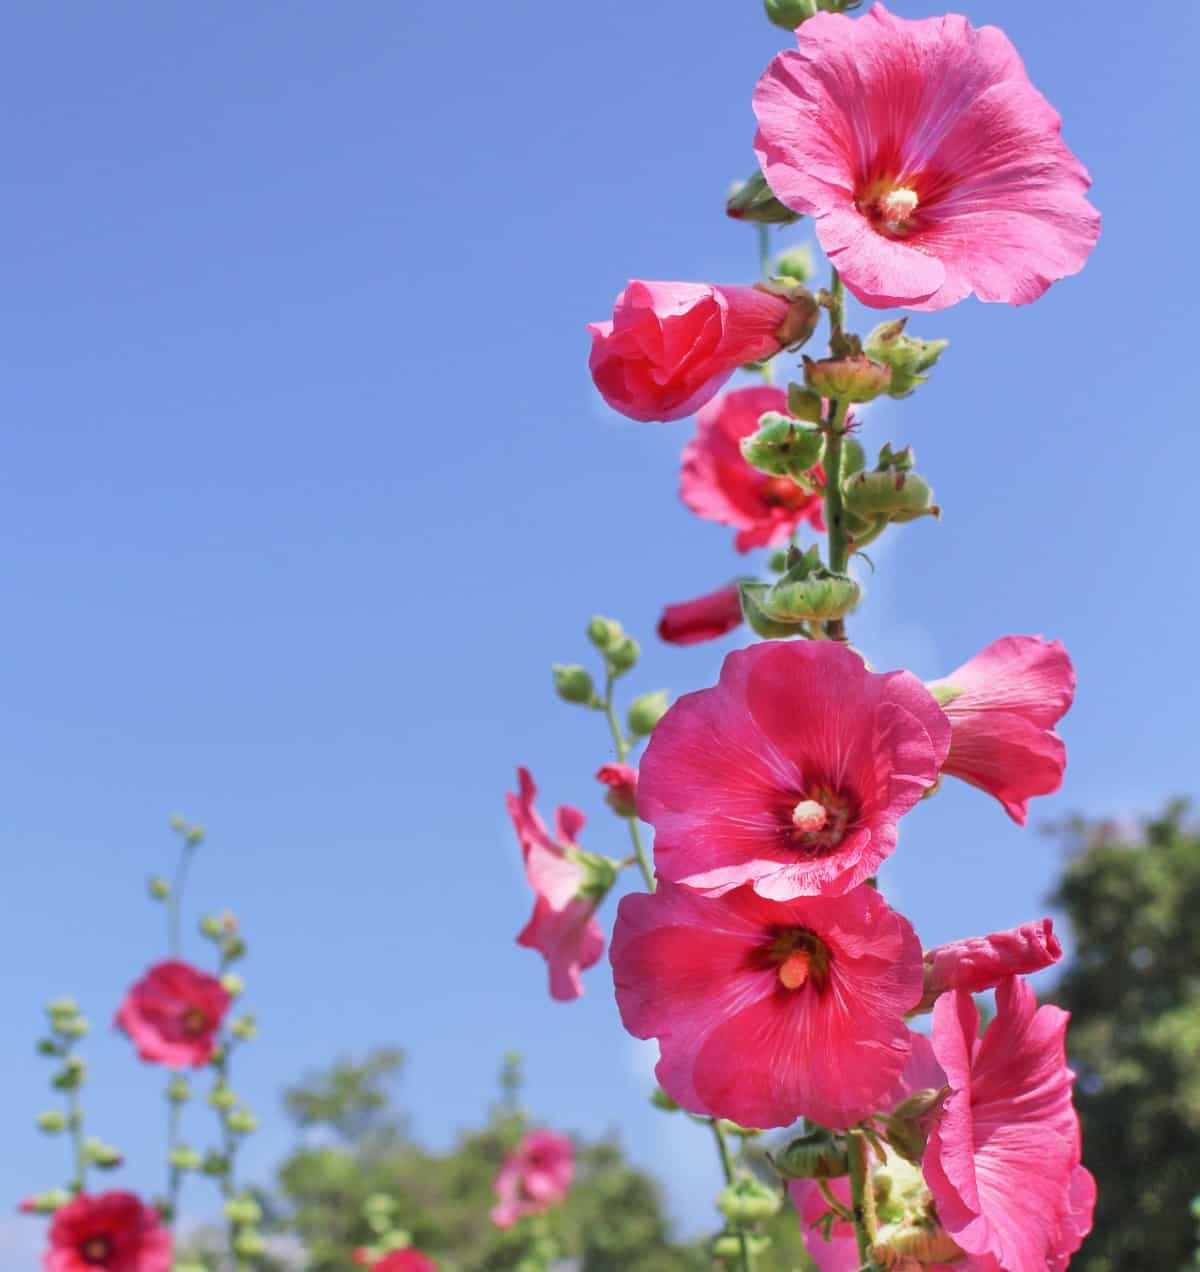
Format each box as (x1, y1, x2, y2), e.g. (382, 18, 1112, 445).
(925, 978, 1091, 1271)
(929, 635, 1075, 825)
(588, 281, 811, 422)
(610, 878, 923, 1128)
(657, 583, 744, 646)
(370, 1252, 440, 1272)
(638, 640, 949, 898)
(489, 1130, 574, 1229)
(791, 1178, 858, 1272)
(753, 5, 1100, 310)
(917, 919, 1062, 1012)
(596, 762, 638, 817)
(46, 1192, 171, 1272)
(680, 386, 825, 552)
(115, 960, 231, 1068)
(507, 769, 605, 1002)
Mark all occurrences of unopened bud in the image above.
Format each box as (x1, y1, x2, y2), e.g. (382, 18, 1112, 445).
(220, 935, 247, 963)
(844, 446, 937, 525)
(739, 582, 809, 640)
(224, 1196, 263, 1225)
(717, 1175, 782, 1224)
(36, 1110, 68, 1134)
(756, 544, 860, 623)
(804, 354, 892, 403)
(200, 915, 224, 939)
(726, 170, 800, 225)
(606, 636, 640, 676)
(167, 1077, 192, 1104)
(52, 1057, 86, 1091)
(650, 1087, 680, 1113)
(19, 1190, 71, 1215)
(169, 1146, 203, 1171)
(771, 1129, 850, 1179)
(202, 1151, 230, 1177)
(740, 412, 823, 481)
(597, 763, 638, 818)
(627, 690, 669, 737)
(148, 876, 171, 901)
(865, 318, 948, 398)
(185, 825, 206, 847)
(763, 0, 819, 30)
(84, 1138, 123, 1169)
(230, 1014, 258, 1042)
(209, 1084, 237, 1111)
(711, 1231, 772, 1264)
(786, 383, 825, 424)
(220, 973, 245, 998)
(57, 1015, 89, 1039)
(586, 616, 623, 651)
(552, 664, 596, 706)
(775, 243, 816, 282)
(227, 1108, 259, 1135)
(233, 1230, 267, 1257)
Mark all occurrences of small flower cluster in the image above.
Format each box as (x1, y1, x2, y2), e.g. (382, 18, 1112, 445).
(510, 3, 1100, 1268)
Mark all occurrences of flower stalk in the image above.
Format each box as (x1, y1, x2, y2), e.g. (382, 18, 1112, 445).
(602, 671, 654, 891)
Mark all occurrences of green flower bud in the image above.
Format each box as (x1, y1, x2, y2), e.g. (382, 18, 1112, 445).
(627, 690, 669, 737)
(167, 1076, 191, 1104)
(51, 1057, 86, 1091)
(220, 973, 245, 998)
(227, 1108, 259, 1135)
(786, 383, 825, 424)
(770, 1129, 850, 1179)
(586, 616, 623, 651)
(739, 412, 824, 481)
(717, 1174, 783, 1224)
(36, 1038, 64, 1057)
(185, 824, 206, 847)
(738, 582, 809, 640)
(20, 1190, 71, 1215)
(84, 1138, 123, 1169)
(200, 915, 224, 939)
(876, 1220, 965, 1265)
(711, 1231, 772, 1264)
(57, 1015, 89, 1039)
(46, 997, 79, 1023)
(804, 353, 892, 403)
(233, 1229, 267, 1257)
(208, 1084, 237, 1111)
(565, 845, 621, 901)
(224, 1195, 263, 1225)
(36, 1110, 68, 1134)
(230, 1013, 258, 1042)
(774, 243, 817, 282)
(168, 814, 187, 832)
(169, 1145, 203, 1171)
(220, 935, 247, 963)
(865, 318, 948, 398)
(757, 545, 860, 623)
(763, 0, 818, 30)
(201, 1151, 230, 1177)
(767, 550, 789, 574)
(844, 445, 938, 525)
(147, 876, 171, 901)
(726, 170, 800, 225)
(552, 663, 596, 706)
(606, 636, 640, 676)
(650, 1087, 680, 1113)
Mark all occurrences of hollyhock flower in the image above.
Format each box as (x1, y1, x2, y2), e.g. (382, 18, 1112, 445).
(916, 918, 1062, 1012)
(753, 5, 1100, 310)
(680, 385, 825, 552)
(638, 640, 949, 899)
(507, 769, 605, 1002)
(588, 281, 816, 422)
(610, 878, 923, 1128)
(925, 977, 1091, 1271)
(790, 1178, 858, 1272)
(489, 1130, 574, 1229)
(370, 1252, 440, 1272)
(115, 960, 231, 1068)
(46, 1192, 171, 1272)
(596, 762, 638, 817)
(657, 583, 744, 646)
(929, 635, 1075, 824)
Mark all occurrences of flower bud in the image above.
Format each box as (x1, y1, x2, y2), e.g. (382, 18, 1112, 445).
(770, 1129, 850, 1179)
(756, 545, 860, 623)
(224, 1195, 263, 1225)
(607, 636, 640, 676)
(586, 616, 623, 651)
(565, 846, 621, 902)
(844, 444, 938, 525)
(200, 914, 224, 939)
(226, 1108, 259, 1135)
(167, 1077, 192, 1104)
(56, 1014, 89, 1039)
(233, 1230, 267, 1258)
(84, 1138, 123, 1169)
(738, 582, 809, 639)
(185, 824, 206, 847)
(19, 1190, 71, 1215)
(717, 1175, 782, 1224)
(231, 1013, 258, 1042)
(36, 1038, 64, 1057)
(775, 243, 816, 282)
(552, 664, 596, 706)
(46, 997, 79, 1021)
(726, 170, 800, 225)
(786, 383, 825, 423)
(865, 318, 948, 398)
(628, 690, 669, 738)
(147, 876, 170, 901)
(596, 763, 638, 818)
(804, 354, 892, 403)
(221, 935, 248, 963)
(52, 1057, 86, 1091)
(763, 0, 818, 29)
(711, 1231, 772, 1264)
(740, 413, 824, 481)
(650, 1087, 680, 1112)
(220, 973, 245, 998)
(36, 1110, 68, 1134)
(202, 1151, 230, 1176)
(209, 1084, 237, 1111)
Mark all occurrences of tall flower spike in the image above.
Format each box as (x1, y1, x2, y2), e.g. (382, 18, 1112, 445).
(638, 640, 950, 899)
(753, 5, 1100, 309)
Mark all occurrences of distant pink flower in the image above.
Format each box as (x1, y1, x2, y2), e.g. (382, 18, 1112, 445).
(370, 1252, 440, 1272)
(680, 386, 824, 552)
(588, 281, 812, 422)
(657, 584, 744, 646)
(925, 978, 1091, 1271)
(490, 1130, 574, 1229)
(611, 879, 923, 1128)
(917, 919, 1063, 1012)
(507, 769, 605, 1002)
(46, 1192, 171, 1272)
(596, 762, 638, 817)
(930, 635, 1075, 824)
(115, 961, 231, 1069)
(753, 5, 1100, 310)
(790, 1178, 858, 1272)
(638, 641, 949, 899)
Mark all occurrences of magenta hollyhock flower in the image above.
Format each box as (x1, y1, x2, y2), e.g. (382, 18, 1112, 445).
(46, 1192, 171, 1272)
(370, 1252, 440, 1272)
(917, 918, 1062, 1012)
(489, 1130, 574, 1229)
(925, 978, 1092, 1270)
(790, 1178, 858, 1272)
(610, 879, 923, 1129)
(115, 960, 231, 1068)
(638, 640, 949, 899)
(929, 635, 1075, 824)
(588, 281, 812, 422)
(680, 386, 825, 552)
(595, 762, 638, 817)
(507, 768, 605, 1002)
(657, 583, 744, 646)
(753, 5, 1100, 311)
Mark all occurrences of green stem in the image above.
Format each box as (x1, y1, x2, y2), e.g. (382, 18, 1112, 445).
(757, 224, 772, 280)
(67, 1082, 87, 1194)
(166, 1094, 182, 1226)
(847, 1130, 879, 1270)
(602, 673, 655, 891)
(821, 263, 851, 642)
(828, 266, 846, 346)
(710, 1120, 753, 1272)
(168, 841, 197, 959)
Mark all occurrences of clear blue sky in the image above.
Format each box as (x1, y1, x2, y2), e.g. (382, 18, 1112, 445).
(0, 0, 1195, 1260)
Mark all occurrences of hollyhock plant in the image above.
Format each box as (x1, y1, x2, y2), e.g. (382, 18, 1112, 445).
(115, 959, 231, 1068)
(753, 5, 1100, 310)
(46, 1191, 171, 1272)
(610, 878, 923, 1128)
(507, 768, 606, 1001)
(680, 385, 825, 551)
(588, 280, 817, 422)
(916, 918, 1062, 1012)
(596, 761, 638, 817)
(489, 1130, 575, 1229)
(929, 634, 1075, 824)
(638, 640, 950, 898)
(925, 977, 1093, 1270)
(657, 583, 744, 646)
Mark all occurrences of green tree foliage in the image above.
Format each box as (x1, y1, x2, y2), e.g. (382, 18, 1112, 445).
(1050, 801, 1200, 1271)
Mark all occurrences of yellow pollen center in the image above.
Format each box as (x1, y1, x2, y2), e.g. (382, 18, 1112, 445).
(879, 186, 919, 230)
(791, 799, 828, 834)
(778, 950, 812, 990)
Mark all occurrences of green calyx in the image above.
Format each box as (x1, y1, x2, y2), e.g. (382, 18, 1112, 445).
(770, 1128, 850, 1180)
(865, 317, 948, 398)
(740, 411, 824, 481)
(726, 170, 800, 225)
(844, 443, 938, 525)
(752, 545, 861, 626)
(564, 846, 622, 901)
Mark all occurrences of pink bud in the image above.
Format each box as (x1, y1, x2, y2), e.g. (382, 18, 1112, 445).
(916, 919, 1062, 1012)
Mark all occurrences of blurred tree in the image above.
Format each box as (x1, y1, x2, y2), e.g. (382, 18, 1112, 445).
(1049, 801, 1200, 1271)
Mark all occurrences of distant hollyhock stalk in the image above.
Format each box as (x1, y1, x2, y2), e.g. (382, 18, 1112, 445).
(509, 0, 1102, 1268)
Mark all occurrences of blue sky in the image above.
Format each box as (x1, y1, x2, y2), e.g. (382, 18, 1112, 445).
(0, 0, 1196, 1260)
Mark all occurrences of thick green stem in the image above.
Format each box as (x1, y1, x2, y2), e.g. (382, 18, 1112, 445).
(847, 1130, 879, 1269)
(602, 673, 655, 891)
(710, 1120, 753, 1272)
(166, 1095, 182, 1226)
(828, 267, 846, 346)
(821, 399, 851, 641)
(67, 1083, 87, 1194)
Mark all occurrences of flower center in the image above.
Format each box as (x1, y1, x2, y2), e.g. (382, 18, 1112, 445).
(790, 799, 827, 834)
(760, 475, 814, 510)
(858, 181, 921, 237)
(788, 785, 854, 855)
(80, 1236, 113, 1265)
(181, 1006, 209, 1037)
(762, 927, 831, 992)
